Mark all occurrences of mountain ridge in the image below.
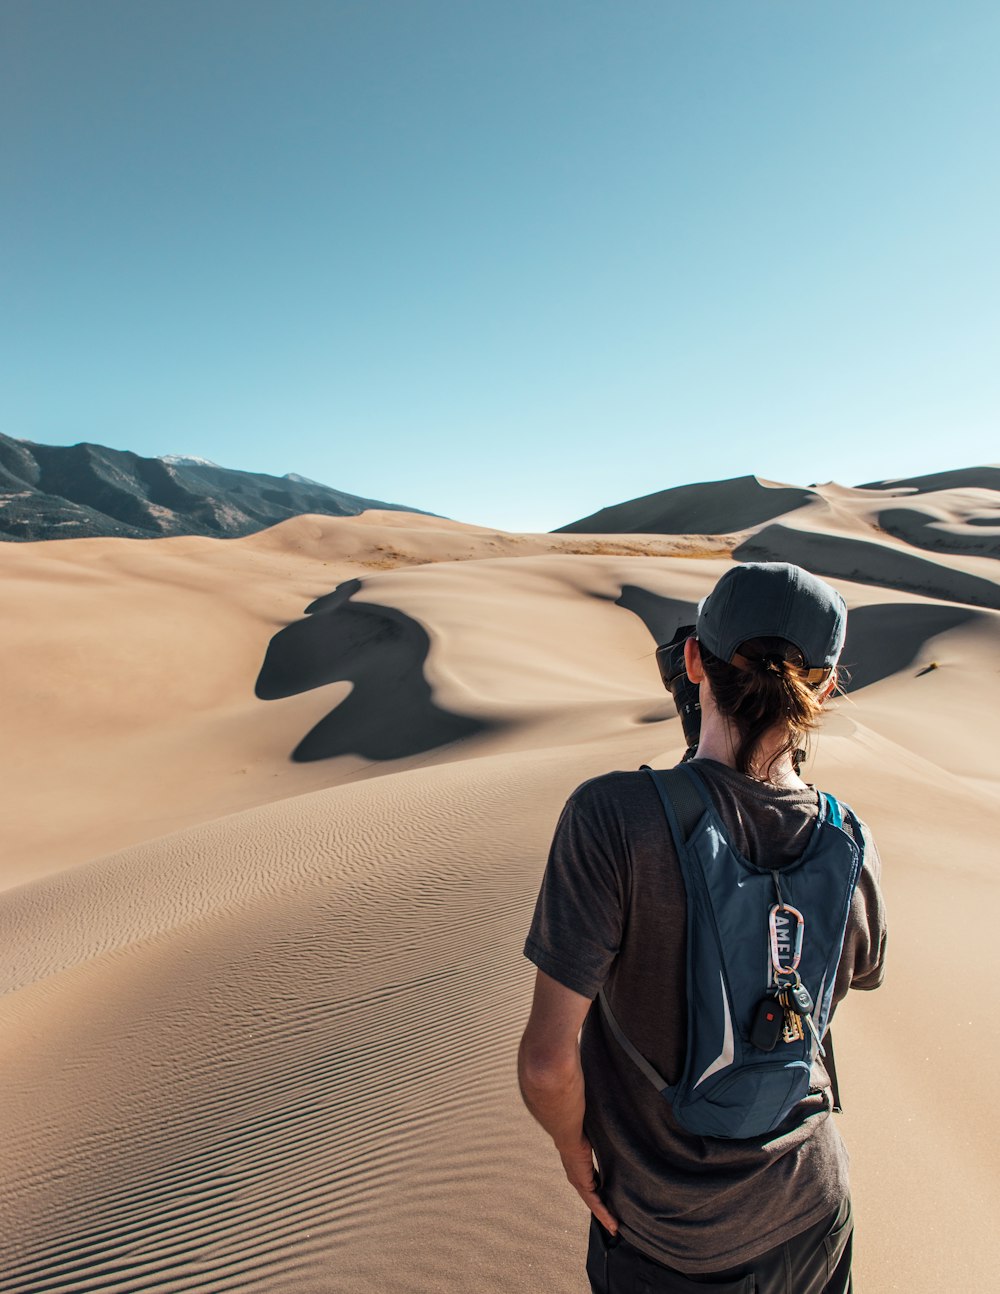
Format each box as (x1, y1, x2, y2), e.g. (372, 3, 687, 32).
(0, 434, 430, 541)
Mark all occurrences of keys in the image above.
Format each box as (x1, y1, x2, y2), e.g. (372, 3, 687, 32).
(788, 980, 814, 1015)
(772, 979, 804, 1043)
(787, 977, 827, 1055)
(802, 1009, 827, 1058)
(781, 1003, 804, 1044)
(776, 975, 826, 1057)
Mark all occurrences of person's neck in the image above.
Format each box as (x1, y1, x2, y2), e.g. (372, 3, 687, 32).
(693, 716, 806, 790)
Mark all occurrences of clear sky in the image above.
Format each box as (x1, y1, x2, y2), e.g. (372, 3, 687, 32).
(3, 1, 998, 531)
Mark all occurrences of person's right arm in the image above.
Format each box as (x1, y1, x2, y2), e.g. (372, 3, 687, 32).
(520, 781, 627, 1229)
(518, 970, 619, 1235)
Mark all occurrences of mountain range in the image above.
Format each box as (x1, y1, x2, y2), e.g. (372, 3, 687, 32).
(0, 434, 426, 541)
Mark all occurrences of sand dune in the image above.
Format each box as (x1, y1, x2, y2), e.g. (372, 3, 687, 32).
(2, 477, 999, 1291)
(858, 465, 1000, 495)
(557, 467, 1000, 566)
(0, 520, 715, 890)
(555, 474, 816, 537)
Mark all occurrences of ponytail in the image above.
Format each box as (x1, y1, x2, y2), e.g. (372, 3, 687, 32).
(698, 636, 832, 779)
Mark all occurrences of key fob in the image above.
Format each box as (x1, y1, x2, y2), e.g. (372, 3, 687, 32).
(750, 996, 783, 1051)
(792, 982, 814, 1015)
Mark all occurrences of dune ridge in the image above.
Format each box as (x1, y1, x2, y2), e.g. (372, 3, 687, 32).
(556, 467, 1000, 564)
(555, 474, 815, 537)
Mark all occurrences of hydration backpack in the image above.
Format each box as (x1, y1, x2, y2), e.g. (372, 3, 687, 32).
(598, 763, 865, 1140)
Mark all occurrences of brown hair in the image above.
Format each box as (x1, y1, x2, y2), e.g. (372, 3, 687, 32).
(698, 636, 832, 779)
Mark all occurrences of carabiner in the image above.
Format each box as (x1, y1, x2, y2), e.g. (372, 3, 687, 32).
(769, 902, 804, 975)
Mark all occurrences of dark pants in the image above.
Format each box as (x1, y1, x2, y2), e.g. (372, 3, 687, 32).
(586, 1196, 853, 1294)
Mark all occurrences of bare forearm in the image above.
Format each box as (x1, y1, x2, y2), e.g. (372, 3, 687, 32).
(517, 1036, 619, 1233)
(517, 1040, 587, 1152)
(517, 974, 619, 1234)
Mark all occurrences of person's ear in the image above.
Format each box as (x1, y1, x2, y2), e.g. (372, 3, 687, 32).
(818, 670, 839, 703)
(684, 636, 704, 684)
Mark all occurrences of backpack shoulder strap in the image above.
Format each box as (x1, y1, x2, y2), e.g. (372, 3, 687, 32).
(825, 1029, 843, 1114)
(597, 762, 710, 1094)
(597, 990, 671, 1094)
(822, 791, 844, 829)
(641, 762, 710, 845)
(821, 792, 867, 859)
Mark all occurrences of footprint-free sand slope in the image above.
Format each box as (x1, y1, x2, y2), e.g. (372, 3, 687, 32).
(2, 475, 999, 1291)
(2, 723, 997, 1292)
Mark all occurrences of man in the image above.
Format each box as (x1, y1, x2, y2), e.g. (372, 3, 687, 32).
(518, 563, 886, 1293)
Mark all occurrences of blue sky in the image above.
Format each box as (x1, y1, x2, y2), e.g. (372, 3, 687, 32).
(3, 1, 998, 531)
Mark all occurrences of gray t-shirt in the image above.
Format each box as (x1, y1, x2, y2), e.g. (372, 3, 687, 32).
(524, 758, 887, 1275)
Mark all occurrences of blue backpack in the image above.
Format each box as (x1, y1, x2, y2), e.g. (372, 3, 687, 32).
(598, 763, 865, 1139)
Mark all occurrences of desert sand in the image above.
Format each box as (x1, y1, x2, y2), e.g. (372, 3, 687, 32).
(2, 474, 999, 1291)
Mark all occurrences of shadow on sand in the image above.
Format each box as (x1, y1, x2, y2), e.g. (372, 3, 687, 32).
(734, 525, 1000, 610)
(256, 579, 487, 762)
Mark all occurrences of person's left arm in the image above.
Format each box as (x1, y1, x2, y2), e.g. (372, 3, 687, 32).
(518, 969, 619, 1235)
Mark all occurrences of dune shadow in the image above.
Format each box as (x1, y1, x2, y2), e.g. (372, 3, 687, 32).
(837, 603, 979, 690)
(614, 586, 698, 646)
(734, 525, 1000, 611)
(876, 508, 1000, 560)
(256, 578, 487, 762)
(611, 583, 980, 694)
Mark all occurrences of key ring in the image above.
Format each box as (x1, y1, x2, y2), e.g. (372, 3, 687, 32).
(769, 903, 804, 975)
